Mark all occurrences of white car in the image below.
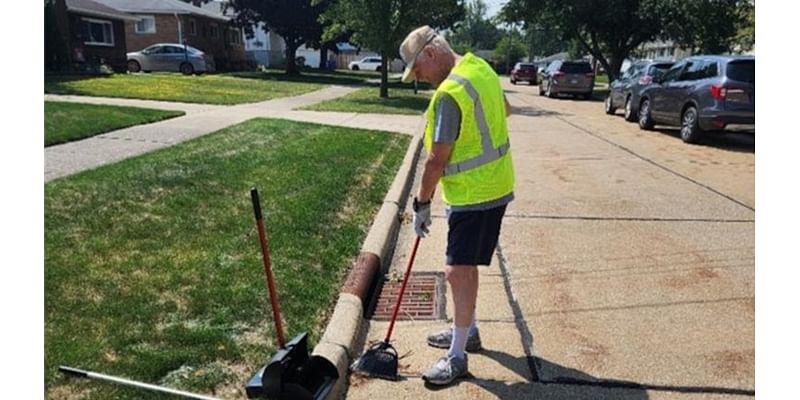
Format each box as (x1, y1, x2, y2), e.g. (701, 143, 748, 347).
(348, 57, 383, 71)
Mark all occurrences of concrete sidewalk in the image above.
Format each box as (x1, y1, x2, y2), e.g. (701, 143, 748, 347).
(45, 86, 422, 182)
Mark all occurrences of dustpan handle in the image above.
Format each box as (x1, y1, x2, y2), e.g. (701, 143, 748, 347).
(384, 234, 421, 342)
(251, 188, 286, 348)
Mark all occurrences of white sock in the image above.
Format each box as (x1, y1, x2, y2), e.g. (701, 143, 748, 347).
(469, 313, 478, 336)
(451, 315, 478, 337)
(448, 327, 468, 359)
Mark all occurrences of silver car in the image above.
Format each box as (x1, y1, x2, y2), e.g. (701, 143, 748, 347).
(127, 43, 214, 75)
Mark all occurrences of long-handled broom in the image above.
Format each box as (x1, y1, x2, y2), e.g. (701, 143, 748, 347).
(349, 233, 422, 380)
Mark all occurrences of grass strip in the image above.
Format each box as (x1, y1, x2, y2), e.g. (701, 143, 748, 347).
(45, 101, 185, 146)
(45, 118, 409, 399)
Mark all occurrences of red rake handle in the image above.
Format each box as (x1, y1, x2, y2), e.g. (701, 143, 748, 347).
(251, 188, 286, 348)
(384, 234, 422, 342)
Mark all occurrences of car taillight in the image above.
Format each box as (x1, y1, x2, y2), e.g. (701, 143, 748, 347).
(710, 84, 727, 101)
(638, 75, 653, 85)
(585, 73, 594, 79)
(553, 72, 565, 78)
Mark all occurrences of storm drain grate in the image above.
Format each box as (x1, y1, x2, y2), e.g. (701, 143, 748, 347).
(370, 272, 446, 321)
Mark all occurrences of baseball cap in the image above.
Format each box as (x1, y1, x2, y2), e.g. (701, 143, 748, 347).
(399, 26, 438, 83)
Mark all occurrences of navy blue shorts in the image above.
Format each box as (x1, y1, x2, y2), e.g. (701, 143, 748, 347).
(446, 204, 507, 266)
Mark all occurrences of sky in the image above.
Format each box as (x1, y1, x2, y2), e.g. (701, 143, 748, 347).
(483, 0, 506, 18)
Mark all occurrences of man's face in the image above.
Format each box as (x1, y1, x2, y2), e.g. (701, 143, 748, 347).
(412, 47, 443, 86)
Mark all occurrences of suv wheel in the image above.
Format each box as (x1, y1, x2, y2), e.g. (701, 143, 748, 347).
(680, 106, 703, 144)
(351, 65, 360, 71)
(624, 96, 636, 121)
(638, 99, 655, 130)
(511, 77, 516, 84)
(604, 95, 615, 114)
(538, 84, 544, 96)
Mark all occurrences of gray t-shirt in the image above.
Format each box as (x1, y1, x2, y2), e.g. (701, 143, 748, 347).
(431, 93, 514, 212)
(433, 93, 461, 144)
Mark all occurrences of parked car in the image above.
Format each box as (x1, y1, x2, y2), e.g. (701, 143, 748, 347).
(510, 62, 537, 85)
(127, 43, 214, 75)
(538, 60, 594, 99)
(605, 60, 674, 121)
(348, 57, 382, 71)
(637, 55, 755, 143)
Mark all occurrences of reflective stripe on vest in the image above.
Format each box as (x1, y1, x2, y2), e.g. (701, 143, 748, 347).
(443, 73, 510, 176)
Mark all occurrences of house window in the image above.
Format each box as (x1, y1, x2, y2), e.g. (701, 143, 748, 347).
(210, 23, 219, 38)
(229, 28, 242, 44)
(135, 15, 156, 34)
(81, 18, 114, 46)
(188, 19, 197, 36)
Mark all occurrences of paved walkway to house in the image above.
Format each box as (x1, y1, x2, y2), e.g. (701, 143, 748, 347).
(44, 86, 424, 182)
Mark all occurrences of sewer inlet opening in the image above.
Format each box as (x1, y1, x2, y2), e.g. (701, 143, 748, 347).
(369, 271, 446, 321)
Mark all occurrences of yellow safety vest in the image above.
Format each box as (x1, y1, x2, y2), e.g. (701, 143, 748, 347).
(424, 53, 514, 206)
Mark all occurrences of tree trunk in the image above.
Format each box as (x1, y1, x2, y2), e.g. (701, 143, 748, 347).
(380, 55, 388, 98)
(319, 47, 328, 69)
(285, 42, 299, 75)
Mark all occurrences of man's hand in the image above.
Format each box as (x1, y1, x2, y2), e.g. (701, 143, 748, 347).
(413, 197, 432, 238)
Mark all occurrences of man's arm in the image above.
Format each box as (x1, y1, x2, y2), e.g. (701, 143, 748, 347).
(417, 142, 452, 203)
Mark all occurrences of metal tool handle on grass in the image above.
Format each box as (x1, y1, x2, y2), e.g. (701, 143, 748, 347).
(383, 234, 422, 342)
(59, 366, 222, 400)
(251, 187, 286, 348)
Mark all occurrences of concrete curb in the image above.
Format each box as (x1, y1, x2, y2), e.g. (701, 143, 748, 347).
(312, 132, 422, 400)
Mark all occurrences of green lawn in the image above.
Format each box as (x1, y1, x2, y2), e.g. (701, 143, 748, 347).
(300, 86, 432, 115)
(45, 73, 325, 105)
(45, 101, 185, 146)
(45, 118, 409, 399)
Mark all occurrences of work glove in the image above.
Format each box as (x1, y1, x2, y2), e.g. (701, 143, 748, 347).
(413, 197, 432, 238)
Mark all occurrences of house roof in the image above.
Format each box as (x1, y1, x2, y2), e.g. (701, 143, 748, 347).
(199, 1, 234, 18)
(94, 0, 229, 21)
(65, 0, 139, 21)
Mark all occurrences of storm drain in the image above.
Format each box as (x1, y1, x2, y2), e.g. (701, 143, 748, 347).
(370, 272, 446, 321)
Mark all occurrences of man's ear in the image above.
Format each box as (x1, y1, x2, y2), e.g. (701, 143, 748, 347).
(423, 46, 435, 60)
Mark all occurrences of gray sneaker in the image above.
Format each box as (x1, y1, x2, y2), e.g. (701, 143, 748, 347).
(422, 354, 469, 386)
(426, 328, 482, 352)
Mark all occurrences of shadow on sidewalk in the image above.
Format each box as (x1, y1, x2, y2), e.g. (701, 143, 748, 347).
(423, 352, 754, 399)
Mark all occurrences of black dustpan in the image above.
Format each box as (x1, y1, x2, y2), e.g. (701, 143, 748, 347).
(245, 188, 338, 399)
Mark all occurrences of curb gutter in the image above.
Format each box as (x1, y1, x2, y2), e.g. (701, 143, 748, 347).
(311, 133, 422, 400)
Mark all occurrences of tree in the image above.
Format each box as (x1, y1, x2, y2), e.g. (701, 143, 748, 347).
(734, 0, 755, 53)
(447, 0, 501, 53)
(320, 0, 464, 98)
(226, 0, 329, 75)
(658, 0, 751, 54)
(493, 32, 527, 74)
(502, 0, 663, 81)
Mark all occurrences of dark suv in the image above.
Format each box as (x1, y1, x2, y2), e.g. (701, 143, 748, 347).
(637, 55, 755, 143)
(605, 60, 674, 121)
(538, 60, 594, 99)
(510, 62, 537, 85)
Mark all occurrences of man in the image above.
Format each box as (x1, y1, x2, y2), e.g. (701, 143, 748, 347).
(399, 26, 515, 386)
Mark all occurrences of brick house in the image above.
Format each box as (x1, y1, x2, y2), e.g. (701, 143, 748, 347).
(52, 0, 139, 72)
(95, 0, 246, 71)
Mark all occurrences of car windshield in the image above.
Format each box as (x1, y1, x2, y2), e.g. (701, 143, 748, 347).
(561, 62, 592, 73)
(519, 64, 535, 70)
(649, 63, 673, 76)
(726, 60, 754, 83)
(185, 45, 202, 54)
